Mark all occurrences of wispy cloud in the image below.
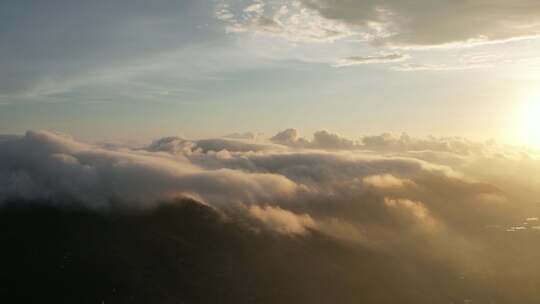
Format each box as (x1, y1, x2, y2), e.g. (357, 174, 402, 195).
(334, 52, 409, 67)
(392, 62, 492, 72)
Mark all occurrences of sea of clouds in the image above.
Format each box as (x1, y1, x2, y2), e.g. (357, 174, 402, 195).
(3, 129, 540, 302)
(2, 129, 540, 238)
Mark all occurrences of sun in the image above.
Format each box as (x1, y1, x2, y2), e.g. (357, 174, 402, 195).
(518, 93, 540, 148)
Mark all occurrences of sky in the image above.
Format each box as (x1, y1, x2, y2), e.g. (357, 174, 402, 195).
(4, 2, 540, 301)
(2, 0, 540, 145)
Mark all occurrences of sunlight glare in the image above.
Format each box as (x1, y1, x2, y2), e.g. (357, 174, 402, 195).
(518, 92, 540, 148)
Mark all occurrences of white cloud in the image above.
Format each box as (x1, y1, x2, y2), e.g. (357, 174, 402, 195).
(334, 52, 409, 67)
(384, 197, 436, 230)
(270, 128, 356, 149)
(270, 128, 310, 147)
(248, 205, 316, 235)
(392, 62, 492, 72)
(363, 174, 412, 189)
(215, 0, 356, 43)
(223, 132, 258, 140)
(2, 128, 540, 243)
(0, 131, 299, 209)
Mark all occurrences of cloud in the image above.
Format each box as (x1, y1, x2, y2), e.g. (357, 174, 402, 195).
(223, 132, 258, 140)
(383, 197, 438, 233)
(2, 128, 540, 247)
(215, 0, 355, 43)
(4, 128, 540, 303)
(363, 174, 413, 189)
(0, 131, 299, 209)
(147, 136, 277, 154)
(270, 128, 310, 147)
(247, 205, 316, 235)
(219, 0, 540, 50)
(270, 128, 356, 149)
(392, 62, 492, 72)
(334, 52, 409, 67)
(300, 0, 540, 48)
(269, 129, 493, 155)
(311, 130, 356, 149)
(358, 132, 486, 155)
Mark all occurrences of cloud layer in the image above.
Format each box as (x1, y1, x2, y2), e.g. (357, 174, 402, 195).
(0, 131, 298, 209)
(2, 129, 540, 239)
(3, 129, 540, 302)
